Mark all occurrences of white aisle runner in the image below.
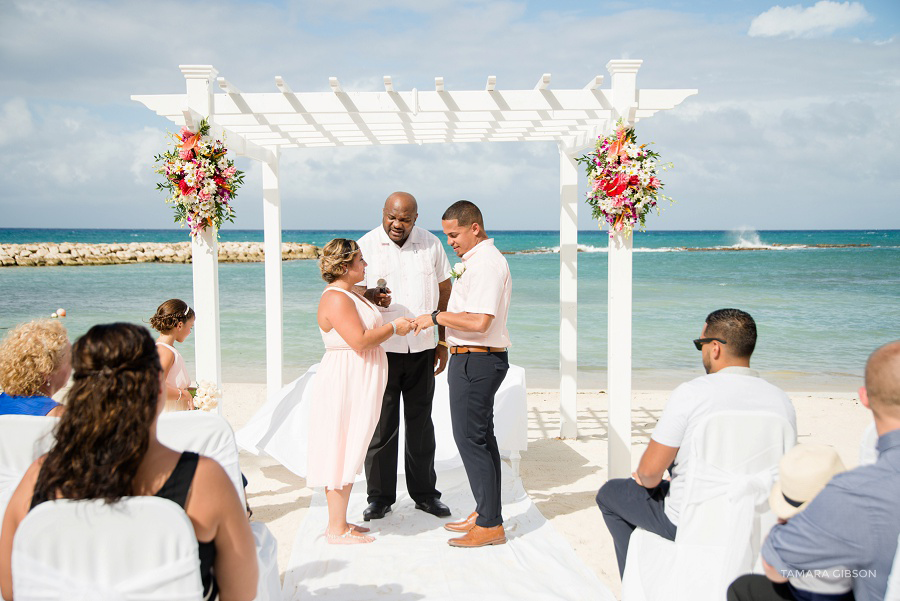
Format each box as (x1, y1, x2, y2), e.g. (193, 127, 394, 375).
(281, 464, 615, 601)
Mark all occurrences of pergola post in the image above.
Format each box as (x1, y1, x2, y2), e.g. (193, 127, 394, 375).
(606, 59, 642, 478)
(181, 65, 223, 400)
(262, 147, 284, 396)
(558, 145, 579, 439)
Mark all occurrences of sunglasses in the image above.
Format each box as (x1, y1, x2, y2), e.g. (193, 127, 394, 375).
(693, 337, 726, 351)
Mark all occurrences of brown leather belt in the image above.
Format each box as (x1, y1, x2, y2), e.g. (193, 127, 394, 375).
(449, 345, 507, 355)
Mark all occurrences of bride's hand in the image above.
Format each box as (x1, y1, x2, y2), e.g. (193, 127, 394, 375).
(392, 318, 414, 336)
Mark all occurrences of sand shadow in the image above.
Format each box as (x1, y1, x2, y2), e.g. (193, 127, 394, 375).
(286, 582, 426, 600)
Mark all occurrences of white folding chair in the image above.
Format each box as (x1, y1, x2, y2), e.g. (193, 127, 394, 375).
(158, 411, 280, 601)
(885, 533, 900, 601)
(0, 416, 58, 538)
(12, 497, 202, 600)
(158, 412, 247, 506)
(622, 411, 796, 601)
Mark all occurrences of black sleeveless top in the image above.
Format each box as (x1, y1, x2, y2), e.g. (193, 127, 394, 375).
(30, 451, 218, 600)
(154, 452, 218, 601)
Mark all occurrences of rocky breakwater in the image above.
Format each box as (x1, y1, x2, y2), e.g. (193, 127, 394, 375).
(0, 242, 321, 267)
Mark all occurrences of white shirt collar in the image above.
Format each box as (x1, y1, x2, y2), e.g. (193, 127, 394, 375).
(376, 225, 422, 249)
(716, 365, 759, 377)
(462, 238, 494, 261)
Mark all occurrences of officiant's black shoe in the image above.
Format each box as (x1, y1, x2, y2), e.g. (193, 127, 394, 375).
(415, 498, 451, 518)
(363, 502, 392, 521)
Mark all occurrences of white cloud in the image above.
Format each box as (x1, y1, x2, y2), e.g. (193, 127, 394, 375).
(0, 98, 34, 146)
(748, 1, 872, 38)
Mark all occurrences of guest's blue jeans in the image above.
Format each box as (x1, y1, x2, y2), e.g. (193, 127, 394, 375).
(596, 477, 677, 578)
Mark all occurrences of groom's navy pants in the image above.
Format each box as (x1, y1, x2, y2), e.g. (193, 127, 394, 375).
(448, 350, 508, 528)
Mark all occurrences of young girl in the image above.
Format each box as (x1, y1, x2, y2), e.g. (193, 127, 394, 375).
(149, 299, 195, 412)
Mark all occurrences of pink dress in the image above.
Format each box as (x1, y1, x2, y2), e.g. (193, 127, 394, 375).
(306, 287, 388, 489)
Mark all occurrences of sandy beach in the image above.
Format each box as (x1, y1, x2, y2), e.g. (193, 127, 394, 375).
(222, 382, 870, 599)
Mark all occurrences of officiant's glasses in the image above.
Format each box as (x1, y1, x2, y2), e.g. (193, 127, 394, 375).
(693, 337, 727, 351)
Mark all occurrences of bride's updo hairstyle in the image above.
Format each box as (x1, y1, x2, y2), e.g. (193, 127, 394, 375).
(32, 323, 162, 504)
(319, 238, 360, 283)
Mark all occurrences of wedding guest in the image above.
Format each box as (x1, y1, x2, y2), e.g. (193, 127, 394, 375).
(0, 320, 71, 417)
(413, 200, 512, 548)
(728, 444, 851, 601)
(728, 340, 900, 601)
(150, 299, 195, 411)
(309, 239, 414, 544)
(596, 308, 797, 577)
(0, 323, 257, 601)
(356, 191, 452, 523)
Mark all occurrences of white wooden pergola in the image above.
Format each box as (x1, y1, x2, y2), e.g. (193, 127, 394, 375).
(133, 62, 695, 478)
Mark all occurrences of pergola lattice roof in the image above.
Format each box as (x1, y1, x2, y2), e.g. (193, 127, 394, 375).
(133, 65, 696, 156)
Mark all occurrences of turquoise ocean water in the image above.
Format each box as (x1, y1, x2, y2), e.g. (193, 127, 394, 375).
(1, 228, 898, 391)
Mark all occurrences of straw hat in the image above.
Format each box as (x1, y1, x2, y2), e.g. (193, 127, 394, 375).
(769, 444, 846, 520)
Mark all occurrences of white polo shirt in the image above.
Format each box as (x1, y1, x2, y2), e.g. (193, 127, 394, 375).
(357, 225, 451, 354)
(445, 238, 511, 349)
(651, 366, 796, 526)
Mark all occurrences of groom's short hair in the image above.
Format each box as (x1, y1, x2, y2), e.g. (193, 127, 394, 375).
(442, 200, 484, 228)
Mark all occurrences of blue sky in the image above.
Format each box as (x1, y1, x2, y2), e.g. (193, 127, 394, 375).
(0, 0, 897, 231)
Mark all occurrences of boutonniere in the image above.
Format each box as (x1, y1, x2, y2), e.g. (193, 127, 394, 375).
(450, 262, 466, 280)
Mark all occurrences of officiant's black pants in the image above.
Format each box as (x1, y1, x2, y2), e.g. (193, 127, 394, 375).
(365, 349, 440, 505)
(448, 350, 508, 528)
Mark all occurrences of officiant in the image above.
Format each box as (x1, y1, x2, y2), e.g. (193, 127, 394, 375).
(355, 191, 453, 521)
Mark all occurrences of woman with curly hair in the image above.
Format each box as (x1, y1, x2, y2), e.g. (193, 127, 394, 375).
(0, 323, 257, 601)
(307, 238, 413, 544)
(150, 299, 195, 411)
(0, 320, 71, 417)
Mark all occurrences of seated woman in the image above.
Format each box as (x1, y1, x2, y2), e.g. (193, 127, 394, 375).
(0, 323, 257, 601)
(0, 320, 71, 417)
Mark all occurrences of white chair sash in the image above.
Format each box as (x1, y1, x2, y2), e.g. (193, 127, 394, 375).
(13, 552, 202, 601)
(622, 411, 794, 601)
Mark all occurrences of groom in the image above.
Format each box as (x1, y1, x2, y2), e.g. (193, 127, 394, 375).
(414, 200, 512, 547)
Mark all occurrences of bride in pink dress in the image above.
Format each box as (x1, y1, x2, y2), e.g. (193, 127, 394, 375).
(309, 238, 414, 544)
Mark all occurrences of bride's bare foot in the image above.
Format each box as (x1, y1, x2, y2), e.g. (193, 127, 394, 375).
(348, 523, 370, 533)
(325, 527, 375, 544)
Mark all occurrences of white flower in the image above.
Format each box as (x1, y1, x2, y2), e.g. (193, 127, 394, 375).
(192, 379, 222, 412)
(450, 262, 466, 279)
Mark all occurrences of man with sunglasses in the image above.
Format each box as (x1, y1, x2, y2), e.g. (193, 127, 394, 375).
(596, 308, 796, 579)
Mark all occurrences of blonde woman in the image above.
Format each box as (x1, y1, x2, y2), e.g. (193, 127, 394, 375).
(0, 320, 71, 417)
(309, 238, 414, 544)
(149, 299, 195, 411)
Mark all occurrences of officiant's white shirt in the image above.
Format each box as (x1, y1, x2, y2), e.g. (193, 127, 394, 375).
(357, 225, 451, 354)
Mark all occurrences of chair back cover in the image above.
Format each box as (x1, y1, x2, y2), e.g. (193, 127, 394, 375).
(0, 416, 58, 539)
(158, 411, 246, 505)
(12, 496, 202, 600)
(623, 410, 795, 601)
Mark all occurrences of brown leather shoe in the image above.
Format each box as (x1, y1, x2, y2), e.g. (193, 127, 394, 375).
(444, 511, 478, 533)
(448, 524, 506, 547)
